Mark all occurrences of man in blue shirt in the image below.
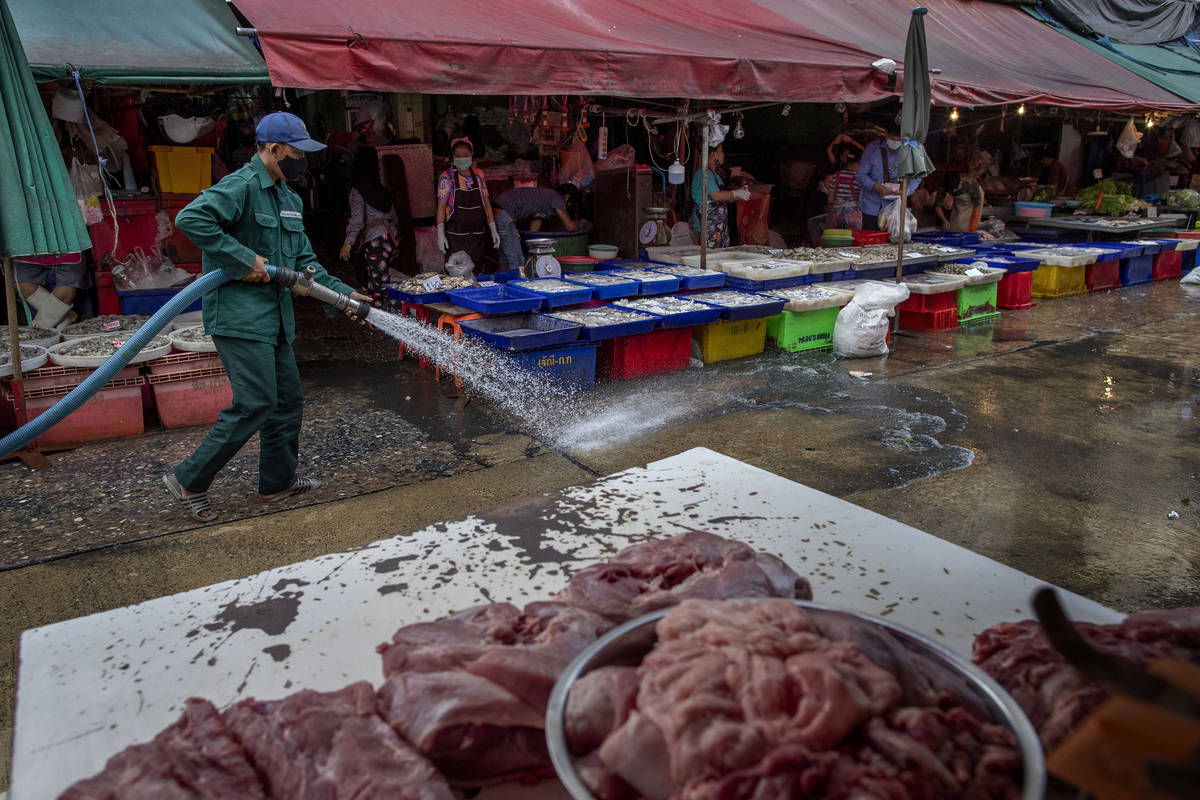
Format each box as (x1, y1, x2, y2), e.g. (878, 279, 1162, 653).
(856, 128, 921, 231)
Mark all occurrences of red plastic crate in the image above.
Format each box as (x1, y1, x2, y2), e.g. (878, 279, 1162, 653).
(898, 291, 957, 313)
(150, 371, 231, 429)
(599, 327, 692, 379)
(24, 385, 144, 446)
(853, 230, 890, 246)
(997, 270, 1036, 310)
(95, 269, 121, 315)
(898, 307, 958, 331)
(88, 199, 160, 265)
(1086, 259, 1121, 293)
(1153, 250, 1182, 281)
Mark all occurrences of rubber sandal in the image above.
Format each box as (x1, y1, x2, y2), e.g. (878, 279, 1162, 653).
(162, 474, 218, 522)
(261, 476, 323, 503)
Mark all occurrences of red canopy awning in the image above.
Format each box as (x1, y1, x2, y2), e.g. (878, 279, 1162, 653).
(233, 0, 1192, 109)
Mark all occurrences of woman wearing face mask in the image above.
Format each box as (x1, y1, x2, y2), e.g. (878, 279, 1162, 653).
(436, 137, 499, 273)
(855, 126, 921, 231)
(691, 144, 751, 248)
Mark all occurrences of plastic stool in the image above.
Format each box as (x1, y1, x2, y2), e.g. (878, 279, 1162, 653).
(397, 302, 432, 367)
(435, 312, 484, 385)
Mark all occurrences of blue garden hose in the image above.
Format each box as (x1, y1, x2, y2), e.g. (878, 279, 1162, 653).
(0, 264, 369, 460)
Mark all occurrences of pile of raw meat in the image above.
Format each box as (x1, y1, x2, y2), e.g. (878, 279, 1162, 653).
(973, 606, 1200, 750)
(565, 598, 1023, 800)
(59, 532, 811, 799)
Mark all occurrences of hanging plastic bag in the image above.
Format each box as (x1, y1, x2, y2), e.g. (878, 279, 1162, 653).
(559, 136, 596, 186)
(878, 198, 916, 243)
(596, 144, 636, 172)
(1117, 118, 1143, 158)
(69, 157, 104, 225)
(832, 281, 911, 359)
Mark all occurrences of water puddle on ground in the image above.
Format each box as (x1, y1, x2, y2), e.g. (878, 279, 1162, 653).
(365, 307, 976, 490)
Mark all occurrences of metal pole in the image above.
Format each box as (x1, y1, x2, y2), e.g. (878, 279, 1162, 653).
(894, 179, 908, 283)
(700, 120, 710, 269)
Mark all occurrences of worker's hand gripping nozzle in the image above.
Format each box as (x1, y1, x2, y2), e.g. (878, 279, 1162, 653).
(270, 265, 372, 319)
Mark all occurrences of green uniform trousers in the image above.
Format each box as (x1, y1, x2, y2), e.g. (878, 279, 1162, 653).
(175, 334, 303, 495)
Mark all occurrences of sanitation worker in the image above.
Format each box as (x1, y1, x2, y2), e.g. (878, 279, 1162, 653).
(162, 111, 373, 522)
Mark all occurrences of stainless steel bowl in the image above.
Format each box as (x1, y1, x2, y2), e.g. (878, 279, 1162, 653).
(546, 599, 1045, 800)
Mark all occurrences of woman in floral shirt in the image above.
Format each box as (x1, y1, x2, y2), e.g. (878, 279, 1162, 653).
(436, 137, 499, 273)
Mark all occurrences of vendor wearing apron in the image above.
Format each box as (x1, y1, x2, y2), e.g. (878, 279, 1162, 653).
(691, 144, 750, 248)
(436, 137, 499, 273)
(163, 112, 373, 522)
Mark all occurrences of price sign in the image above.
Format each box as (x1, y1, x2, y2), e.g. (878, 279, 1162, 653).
(421, 275, 444, 292)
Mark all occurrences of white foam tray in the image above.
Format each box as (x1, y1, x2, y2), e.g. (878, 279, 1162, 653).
(1012, 249, 1094, 267)
(48, 334, 172, 368)
(900, 273, 968, 294)
(762, 284, 855, 312)
(928, 266, 1006, 286)
(717, 258, 810, 280)
(168, 325, 218, 353)
(681, 251, 767, 269)
(0, 326, 59, 350)
(0, 345, 49, 378)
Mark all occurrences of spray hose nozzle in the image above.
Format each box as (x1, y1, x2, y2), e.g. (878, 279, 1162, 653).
(268, 264, 372, 319)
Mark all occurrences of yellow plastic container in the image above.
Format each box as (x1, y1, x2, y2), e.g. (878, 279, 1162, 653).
(1031, 263, 1086, 299)
(149, 146, 214, 193)
(694, 318, 768, 363)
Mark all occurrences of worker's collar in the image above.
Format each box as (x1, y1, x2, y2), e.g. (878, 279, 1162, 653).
(251, 155, 279, 189)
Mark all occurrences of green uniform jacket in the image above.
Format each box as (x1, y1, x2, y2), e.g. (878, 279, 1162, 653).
(175, 156, 354, 344)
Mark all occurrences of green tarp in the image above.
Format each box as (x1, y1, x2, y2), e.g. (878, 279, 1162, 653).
(0, 0, 89, 258)
(9, 0, 267, 84)
(1026, 7, 1200, 105)
(899, 7, 934, 182)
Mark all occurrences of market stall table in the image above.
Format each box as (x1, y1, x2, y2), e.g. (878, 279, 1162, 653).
(11, 448, 1120, 799)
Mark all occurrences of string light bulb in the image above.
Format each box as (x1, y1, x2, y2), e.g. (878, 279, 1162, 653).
(1017, 104, 1026, 116)
(1146, 115, 1155, 129)
(949, 107, 959, 122)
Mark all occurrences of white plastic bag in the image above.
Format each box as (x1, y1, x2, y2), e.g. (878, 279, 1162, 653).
(444, 251, 476, 279)
(832, 282, 911, 359)
(1181, 267, 1200, 285)
(1117, 118, 1143, 158)
(879, 198, 916, 243)
(595, 144, 636, 172)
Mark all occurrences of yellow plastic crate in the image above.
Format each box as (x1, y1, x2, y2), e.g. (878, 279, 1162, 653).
(149, 146, 214, 193)
(694, 318, 767, 363)
(1031, 263, 1086, 299)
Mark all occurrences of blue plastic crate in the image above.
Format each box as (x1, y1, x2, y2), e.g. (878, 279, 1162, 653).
(599, 269, 681, 296)
(1133, 240, 1164, 256)
(446, 284, 544, 314)
(646, 267, 727, 290)
(458, 313, 582, 351)
(544, 306, 659, 340)
(610, 298, 722, 329)
(723, 274, 807, 291)
(953, 254, 1040, 273)
(1119, 254, 1154, 286)
(509, 279, 593, 308)
(1184, 249, 1197, 273)
(384, 285, 449, 305)
(850, 265, 896, 281)
(689, 291, 787, 322)
(559, 273, 640, 299)
(489, 269, 522, 284)
(505, 341, 598, 390)
(116, 288, 202, 316)
(598, 258, 673, 270)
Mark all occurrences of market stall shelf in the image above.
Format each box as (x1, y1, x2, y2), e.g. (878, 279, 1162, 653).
(11, 448, 1120, 800)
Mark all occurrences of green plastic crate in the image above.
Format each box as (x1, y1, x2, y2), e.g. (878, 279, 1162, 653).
(765, 307, 840, 353)
(957, 283, 1000, 325)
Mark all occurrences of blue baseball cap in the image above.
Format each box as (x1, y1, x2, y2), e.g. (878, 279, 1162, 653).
(255, 112, 325, 152)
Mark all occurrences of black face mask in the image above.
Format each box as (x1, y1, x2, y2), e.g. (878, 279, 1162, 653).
(279, 154, 308, 182)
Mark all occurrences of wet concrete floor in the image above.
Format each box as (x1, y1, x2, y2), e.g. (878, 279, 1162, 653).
(1, 280, 1198, 789)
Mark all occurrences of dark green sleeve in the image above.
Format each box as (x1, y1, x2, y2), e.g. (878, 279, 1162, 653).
(174, 178, 257, 279)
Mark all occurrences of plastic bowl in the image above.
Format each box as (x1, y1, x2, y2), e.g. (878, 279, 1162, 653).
(588, 245, 619, 260)
(545, 599, 1045, 800)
